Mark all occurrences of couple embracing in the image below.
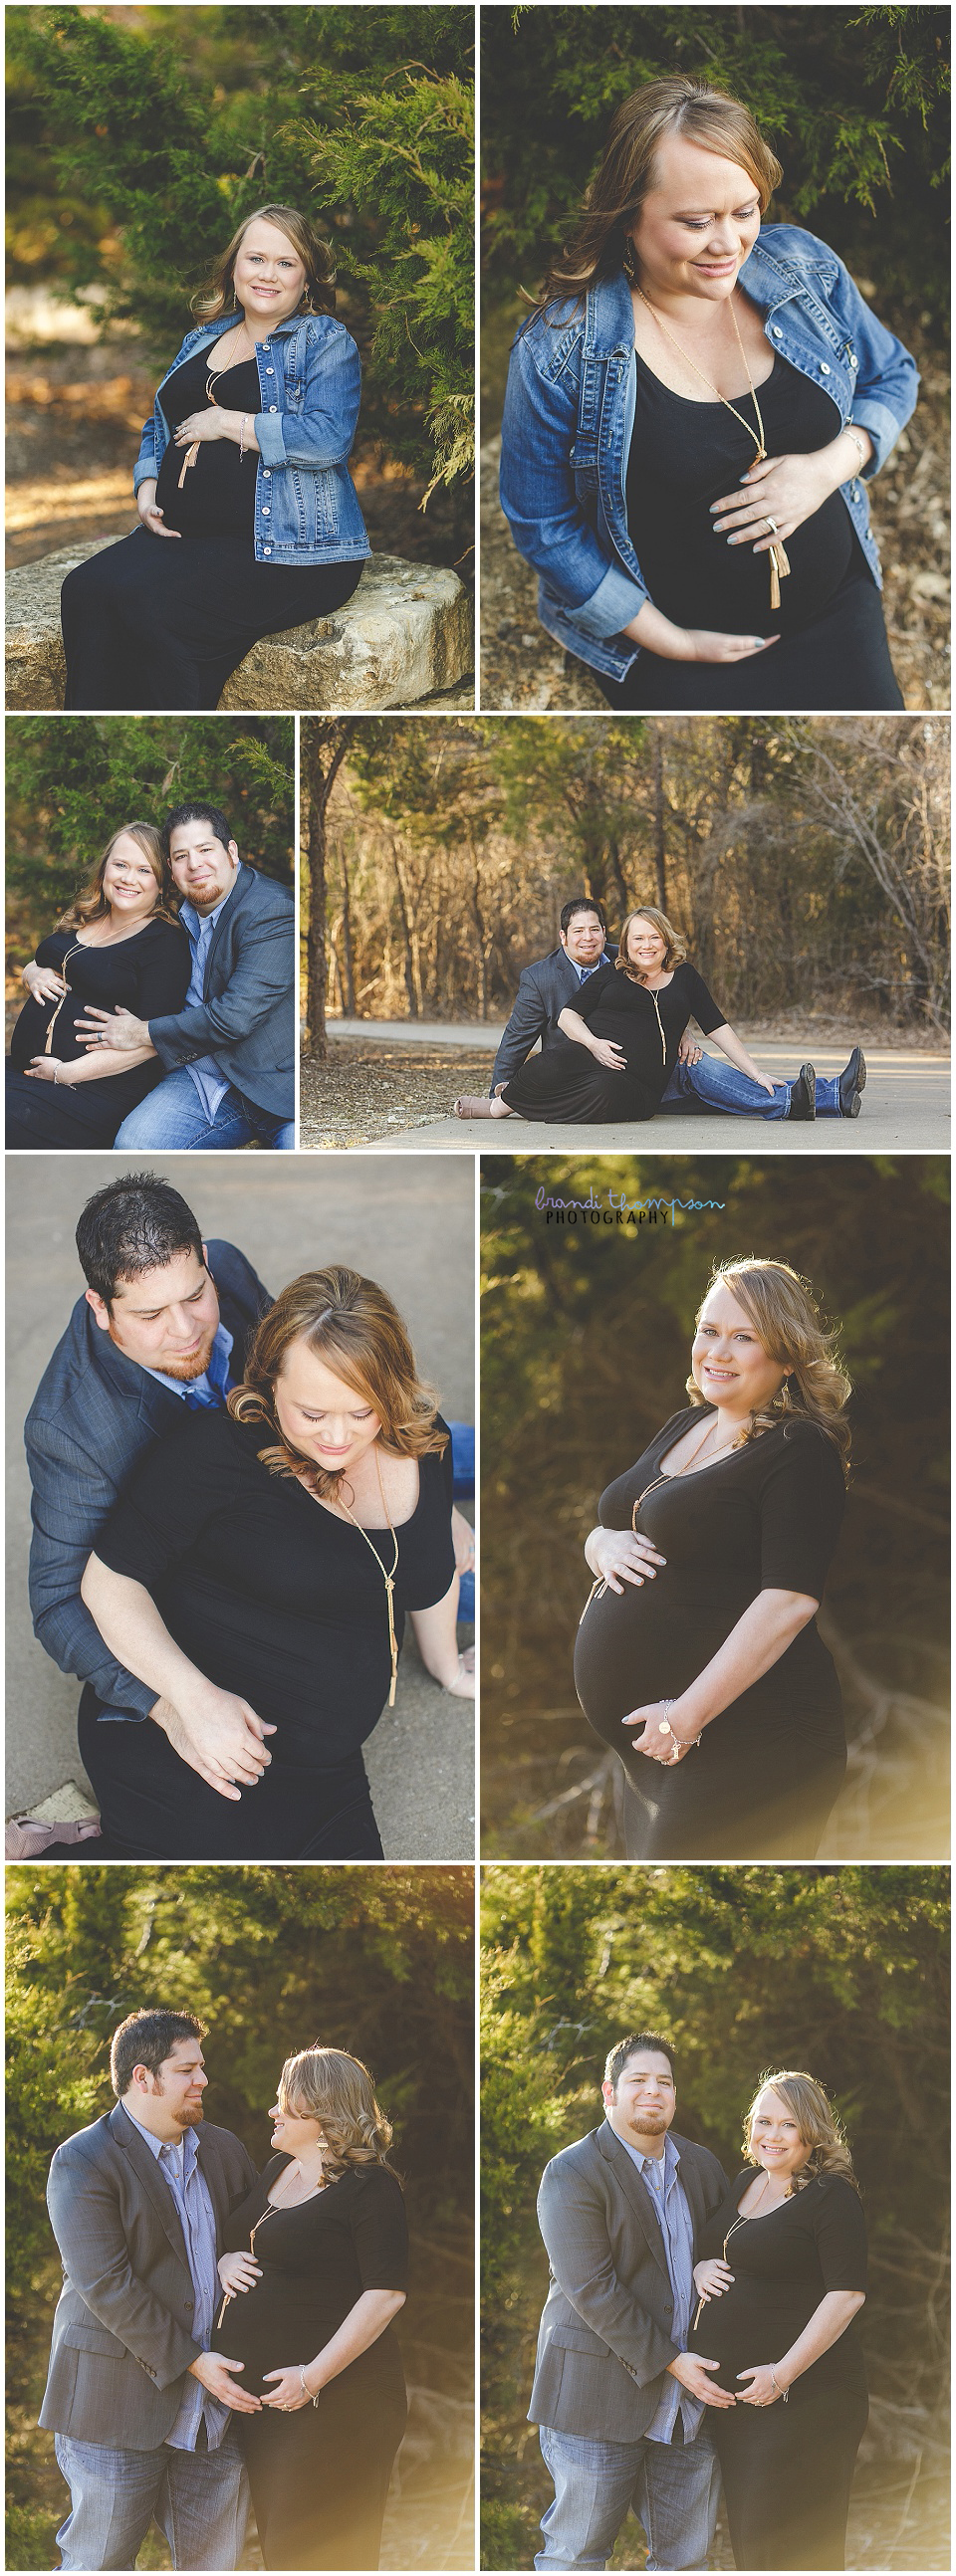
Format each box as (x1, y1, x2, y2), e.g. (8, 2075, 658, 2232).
(41, 2010, 406, 2572)
(7, 801, 294, 1152)
(532, 2033, 867, 2572)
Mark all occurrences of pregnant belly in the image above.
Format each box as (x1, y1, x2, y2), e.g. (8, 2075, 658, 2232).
(633, 486, 853, 638)
(212, 2279, 347, 2394)
(574, 1579, 733, 1733)
(159, 1578, 395, 1755)
(689, 2280, 813, 2393)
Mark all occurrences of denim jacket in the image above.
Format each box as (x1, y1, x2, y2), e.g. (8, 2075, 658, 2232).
(133, 309, 369, 564)
(499, 225, 919, 679)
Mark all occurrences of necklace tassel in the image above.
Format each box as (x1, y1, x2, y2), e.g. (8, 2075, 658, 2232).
(769, 540, 791, 614)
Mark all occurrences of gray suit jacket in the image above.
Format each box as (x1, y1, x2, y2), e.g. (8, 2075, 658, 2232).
(148, 862, 294, 1120)
(490, 944, 617, 1093)
(39, 2103, 258, 2448)
(25, 1239, 271, 1717)
(529, 2122, 729, 2442)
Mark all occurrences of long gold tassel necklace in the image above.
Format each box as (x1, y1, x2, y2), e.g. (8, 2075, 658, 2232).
(336, 1452, 400, 1707)
(177, 317, 254, 489)
(635, 287, 792, 612)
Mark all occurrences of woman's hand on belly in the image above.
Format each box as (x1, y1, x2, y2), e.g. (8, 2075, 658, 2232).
(152, 1682, 277, 1800)
(693, 2258, 735, 2303)
(585, 1527, 666, 1595)
(623, 1698, 701, 1761)
(217, 2252, 262, 2298)
(24, 1056, 72, 1084)
(624, 597, 780, 663)
(736, 2362, 786, 2408)
(136, 478, 181, 537)
(711, 441, 858, 555)
(22, 962, 67, 1003)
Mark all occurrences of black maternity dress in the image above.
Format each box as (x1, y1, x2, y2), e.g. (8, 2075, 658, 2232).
(61, 351, 363, 711)
(6, 918, 190, 1149)
(500, 962, 725, 1123)
(598, 348, 903, 712)
(81, 1405, 456, 1859)
(688, 2171, 868, 2568)
(213, 2154, 408, 2571)
(574, 1407, 846, 1858)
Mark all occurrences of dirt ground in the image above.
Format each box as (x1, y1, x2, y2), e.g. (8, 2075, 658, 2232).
(300, 1040, 494, 1146)
(5, 330, 471, 578)
(478, 322, 950, 712)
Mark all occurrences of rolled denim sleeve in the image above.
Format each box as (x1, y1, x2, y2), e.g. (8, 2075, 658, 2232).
(255, 326, 361, 471)
(133, 415, 160, 495)
(814, 235, 920, 474)
(500, 333, 648, 632)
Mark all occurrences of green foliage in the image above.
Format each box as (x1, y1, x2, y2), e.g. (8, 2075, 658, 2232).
(481, 1865, 950, 2568)
(479, 1154, 950, 1856)
(6, 5, 474, 501)
(5, 717, 294, 965)
(482, 6, 950, 335)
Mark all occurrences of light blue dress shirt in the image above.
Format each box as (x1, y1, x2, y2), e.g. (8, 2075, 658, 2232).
(178, 893, 233, 1122)
(563, 951, 606, 985)
(610, 2122, 703, 2445)
(120, 2102, 229, 2452)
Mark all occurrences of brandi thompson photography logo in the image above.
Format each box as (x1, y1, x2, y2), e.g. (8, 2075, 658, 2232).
(533, 1184, 727, 1225)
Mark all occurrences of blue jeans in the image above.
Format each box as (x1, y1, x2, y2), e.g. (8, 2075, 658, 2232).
(536, 2422, 719, 2571)
(54, 2429, 248, 2571)
(658, 1057, 841, 1119)
(114, 1069, 295, 1151)
(450, 1421, 475, 1620)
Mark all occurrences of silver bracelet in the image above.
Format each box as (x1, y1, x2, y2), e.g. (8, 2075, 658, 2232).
(771, 2367, 790, 2403)
(844, 425, 868, 474)
(299, 2364, 320, 2407)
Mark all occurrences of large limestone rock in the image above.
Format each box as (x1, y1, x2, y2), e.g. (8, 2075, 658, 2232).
(6, 540, 473, 711)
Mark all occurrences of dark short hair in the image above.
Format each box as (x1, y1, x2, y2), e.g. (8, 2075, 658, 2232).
(604, 2030, 676, 2089)
(560, 896, 607, 935)
(163, 801, 235, 859)
(76, 1174, 204, 1308)
(111, 2010, 205, 2097)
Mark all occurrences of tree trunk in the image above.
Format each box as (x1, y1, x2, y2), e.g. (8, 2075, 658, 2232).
(651, 727, 667, 910)
(391, 844, 418, 1017)
(340, 847, 357, 1015)
(302, 719, 356, 1059)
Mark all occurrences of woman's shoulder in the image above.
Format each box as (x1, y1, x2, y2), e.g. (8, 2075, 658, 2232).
(347, 2160, 404, 2205)
(139, 915, 188, 945)
(753, 223, 845, 294)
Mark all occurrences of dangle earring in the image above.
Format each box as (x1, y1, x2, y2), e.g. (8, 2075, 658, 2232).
(621, 235, 637, 283)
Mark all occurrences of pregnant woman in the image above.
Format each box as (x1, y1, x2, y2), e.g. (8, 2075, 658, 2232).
(456, 909, 863, 1125)
(690, 2071, 868, 2570)
(574, 1257, 850, 1858)
(61, 205, 368, 710)
(500, 76, 918, 712)
(214, 2045, 408, 2572)
(6, 823, 189, 1150)
(79, 1266, 474, 1859)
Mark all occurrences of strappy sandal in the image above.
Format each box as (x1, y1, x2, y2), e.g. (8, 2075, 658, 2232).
(454, 1096, 500, 1118)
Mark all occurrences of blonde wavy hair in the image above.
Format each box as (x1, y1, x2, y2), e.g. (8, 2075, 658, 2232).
(745, 2069, 860, 2196)
(192, 203, 337, 322)
(686, 1257, 851, 1473)
(58, 822, 179, 933)
(615, 906, 688, 978)
(278, 2046, 399, 2183)
(535, 76, 782, 313)
(227, 1265, 447, 1502)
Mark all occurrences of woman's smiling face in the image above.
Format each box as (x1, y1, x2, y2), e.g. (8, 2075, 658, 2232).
(273, 1336, 383, 1477)
(748, 2085, 812, 2182)
(624, 919, 669, 977)
(232, 216, 307, 329)
(629, 130, 762, 305)
(691, 1280, 791, 1414)
(101, 835, 161, 922)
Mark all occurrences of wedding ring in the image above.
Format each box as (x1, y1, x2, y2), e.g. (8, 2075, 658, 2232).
(765, 517, 778, 535)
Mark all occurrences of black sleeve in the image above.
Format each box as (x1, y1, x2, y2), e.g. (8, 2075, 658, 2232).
(569, 963, 617, 1023)
(812, 2179, 868, 2292)
(94, 1411, 242, 1587)
(350, 2169, 408, 2293)
(133, 924, 192, 1020)
(757, 1425, 845, 1598)
(681, 965, 726, 1036)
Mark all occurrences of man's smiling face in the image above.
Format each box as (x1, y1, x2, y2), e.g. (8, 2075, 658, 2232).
(86, 1245, 221, 1378)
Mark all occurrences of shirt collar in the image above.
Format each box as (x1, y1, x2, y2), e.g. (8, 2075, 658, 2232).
(605, 2118, 679, 2183)
(144, 1319, 234, 1402)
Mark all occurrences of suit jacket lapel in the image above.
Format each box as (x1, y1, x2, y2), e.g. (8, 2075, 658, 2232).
(204, 864, 248, 988)
(110, 2102, 188, 2264)
(597, 2122, 670, 2280)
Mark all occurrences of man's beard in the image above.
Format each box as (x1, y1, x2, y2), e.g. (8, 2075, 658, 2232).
(173, 2100, 204, 2126)
(110, 1321, 217, 1381)
(627, 2108, 668, 2135)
